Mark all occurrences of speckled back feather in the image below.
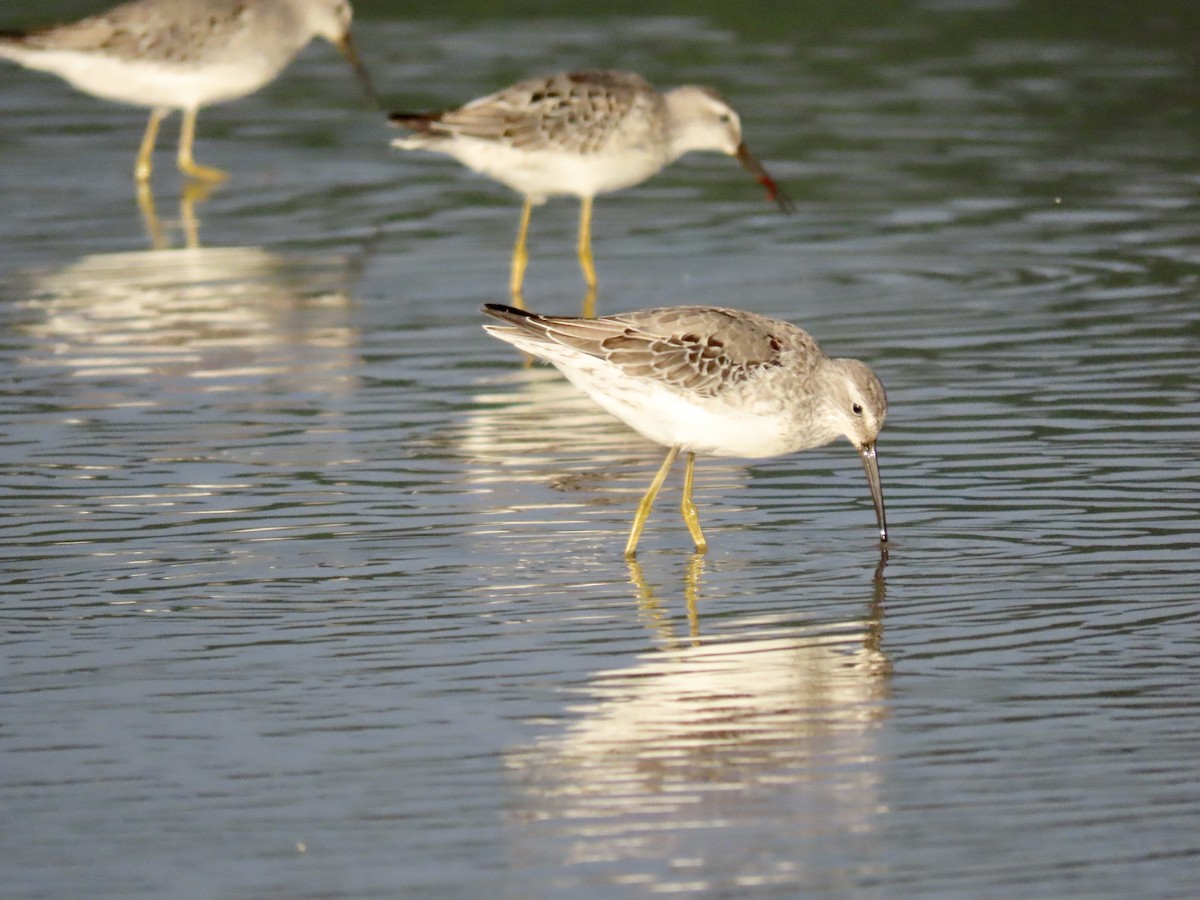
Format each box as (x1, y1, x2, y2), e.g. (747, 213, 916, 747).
(396, 70, 668, 155)
(8, 0, 258, 62)
(485, 305, 822, 399)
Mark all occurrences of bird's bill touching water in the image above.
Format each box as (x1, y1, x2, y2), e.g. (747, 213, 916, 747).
(334, 33, 381, 109)
(734, 143, 795, 213)
(859, 442, 888, 544)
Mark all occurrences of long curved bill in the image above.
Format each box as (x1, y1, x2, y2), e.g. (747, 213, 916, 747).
(859, 442, 888, 544)
(734, 142, 795, 213)
(335, 33, 382, 110)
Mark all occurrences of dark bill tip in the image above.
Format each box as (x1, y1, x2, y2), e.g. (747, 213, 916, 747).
(734, 143, 796, 214)
(859, 442, 888, 545)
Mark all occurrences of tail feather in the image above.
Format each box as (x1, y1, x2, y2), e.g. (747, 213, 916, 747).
(482, 303, 539, 325)
(482, 305, 556, 358)
(483, 305, 621, 364)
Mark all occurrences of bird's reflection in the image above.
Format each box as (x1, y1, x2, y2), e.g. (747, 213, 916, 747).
(16, 229, 361, 404)
(505, 560, 891, 890)
(458, 368, 653, 479)
(136, 181, 215, 251)
(453, 368, 751, 549)
(628, 554, 706, 646)
(630, 551, 889, 654)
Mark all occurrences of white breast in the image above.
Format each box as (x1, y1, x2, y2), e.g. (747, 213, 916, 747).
(428, 138, 668, 202)
(2, 48, 287, 109)
(551, 358, 797, 458)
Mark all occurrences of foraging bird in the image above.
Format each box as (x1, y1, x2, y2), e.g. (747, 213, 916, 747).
(392, 70, 793, 300)
(0, 0, 379, 183)
(482, 303, 888, 557)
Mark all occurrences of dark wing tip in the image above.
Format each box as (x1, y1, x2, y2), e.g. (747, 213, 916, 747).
(388, 112, 439, 131)
(482, 303, 538, 322)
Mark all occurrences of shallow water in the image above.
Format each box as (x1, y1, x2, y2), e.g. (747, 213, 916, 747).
(2, 2, 1199, 897)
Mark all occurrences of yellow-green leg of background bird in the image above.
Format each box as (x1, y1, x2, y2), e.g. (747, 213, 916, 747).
(509, 197, 533, 305)
(577, 195, 597, 292)
(680, 451, 708, 554)
(177, 107, 228, 182)
(625, 446, 680, 558)
(135, 107, 168, 183)
(580, 285, 597, 319)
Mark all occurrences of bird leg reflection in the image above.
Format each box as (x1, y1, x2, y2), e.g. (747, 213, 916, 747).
(509, 197, 533, 303)
(627, 552, 705, 646)
(577, 195, 597, 291)
(627, 558, 668, 639)
(180, 181, 209, 249)
(137, 180, 211, 250)
(135, 107, 168, 184)
(137, 181, 167, 250)
(177, 108, 229, 182)
(625, 445, 680, 557)
(683, 552, 704, 640)
(680, 451, 707, 554)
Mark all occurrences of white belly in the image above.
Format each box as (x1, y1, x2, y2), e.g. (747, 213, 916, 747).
(0, 47, 284, 109)
(406, 137, 668, 201)
(554, 358, 796, 459)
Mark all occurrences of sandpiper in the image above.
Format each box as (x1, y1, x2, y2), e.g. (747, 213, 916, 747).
(0, 0, 379, 183)
(392, 70, 793, 300)
(482, 303, 887, 556)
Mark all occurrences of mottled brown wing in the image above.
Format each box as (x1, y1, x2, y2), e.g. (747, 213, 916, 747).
(539, 307, 803, 399)
(15, 14, 124, 53)
(426, 70, 662, 153)
(20, 0, 250, 62)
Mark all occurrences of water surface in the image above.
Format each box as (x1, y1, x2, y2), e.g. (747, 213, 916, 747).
(2, 2, 1198, 897)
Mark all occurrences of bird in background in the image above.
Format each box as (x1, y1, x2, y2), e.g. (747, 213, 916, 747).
(392, 70, 794, 306)
(0, 0, 379, 184)
(482, 303, 887, 558)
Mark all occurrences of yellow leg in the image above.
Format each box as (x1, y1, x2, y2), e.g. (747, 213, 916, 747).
(680, 451, 708, 554)
(625, 446, 680, 558)
(509, 197, 533, 304)
(577, 195, 597, 290)
(177, 107, 228, 182)
(135, 107, 168, 183)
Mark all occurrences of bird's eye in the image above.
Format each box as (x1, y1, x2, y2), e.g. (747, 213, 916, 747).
(852, 403, 864, 415)
(719, 113, 732, 124)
